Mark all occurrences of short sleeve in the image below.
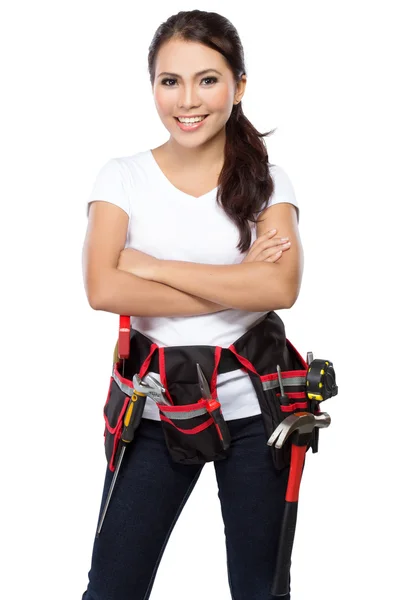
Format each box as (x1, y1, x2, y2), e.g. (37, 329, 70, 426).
(86, 158, 131, 218)
(267, 165, 299, 224)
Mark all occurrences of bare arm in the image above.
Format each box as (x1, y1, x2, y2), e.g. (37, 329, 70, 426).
(92, 269, 230, 316)
(146, 203, 303, 312)
(150, 260, 285, 312)
(82, 201, 229, 317)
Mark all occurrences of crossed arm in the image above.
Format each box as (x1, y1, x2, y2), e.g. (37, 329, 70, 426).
(120, 256, 294, 312)
(86, 203, 303, 316)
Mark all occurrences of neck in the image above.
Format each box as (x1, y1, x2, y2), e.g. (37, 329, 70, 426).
(163, 130, 226, 170)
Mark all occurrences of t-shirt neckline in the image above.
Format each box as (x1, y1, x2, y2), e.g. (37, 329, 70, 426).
(147, 149, 218, 200)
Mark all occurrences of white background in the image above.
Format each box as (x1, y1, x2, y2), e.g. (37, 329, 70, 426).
(1, 1, 399, 598)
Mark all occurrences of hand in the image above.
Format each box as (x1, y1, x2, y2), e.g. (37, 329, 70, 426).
(241, 229, 291, 263)
(117, 248, 160, 280)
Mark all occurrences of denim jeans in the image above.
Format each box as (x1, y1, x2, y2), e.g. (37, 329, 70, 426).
(81, 414, 291, 600)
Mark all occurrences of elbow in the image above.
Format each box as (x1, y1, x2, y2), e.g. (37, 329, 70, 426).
(86, 287, 102, 310)
(283, 297, 297, 309)
(282, 282, 302, 309)
(84, 267, 117, 311)
(88, 280, 113, 311)
(88, 293, 101, 311)
(84, 279, 108, 311)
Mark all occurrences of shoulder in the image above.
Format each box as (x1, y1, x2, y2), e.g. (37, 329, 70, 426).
(115, 149, 155, 185)
(86, 150, 152, 218)
(86, 154, 138, 218)
(106, 150, 147, 177)
(98, 148, 150, 173)
(92, 150, 150, 192)
(264, 163, 299, 223)
(268, 164, 296, 195)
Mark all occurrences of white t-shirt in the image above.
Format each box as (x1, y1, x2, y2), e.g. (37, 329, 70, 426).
(86, 149, 299, 421)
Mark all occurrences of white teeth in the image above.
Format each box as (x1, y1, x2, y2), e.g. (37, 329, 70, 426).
(177, 116, 207, 123)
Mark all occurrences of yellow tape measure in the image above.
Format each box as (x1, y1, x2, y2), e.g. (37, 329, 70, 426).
(306, 359, 338, 402)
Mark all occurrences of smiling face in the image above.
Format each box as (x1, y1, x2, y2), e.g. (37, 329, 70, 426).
(152, 38, 246, 149)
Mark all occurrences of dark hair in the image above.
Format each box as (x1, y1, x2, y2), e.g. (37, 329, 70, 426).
(148, 9, 276, 253)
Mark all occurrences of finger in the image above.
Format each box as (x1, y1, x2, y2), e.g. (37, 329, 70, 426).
(264, 249, 283, 262)
(254, 229, 279, 245)
(263, 244, 293, 261)
(242, 230, 283, 262)
(245, 230, 280, 259)
(251, 240, 291, 262)
(250, 233, 288, 256)
(262, 238, 290, 249)
(257, 240, 291, 259)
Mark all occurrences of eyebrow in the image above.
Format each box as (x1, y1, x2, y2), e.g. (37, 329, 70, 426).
(157, 69, 223, 78)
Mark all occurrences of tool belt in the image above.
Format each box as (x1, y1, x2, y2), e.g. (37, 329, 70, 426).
(103, 311, 321, 471)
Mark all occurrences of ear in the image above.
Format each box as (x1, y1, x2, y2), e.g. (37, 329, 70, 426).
(234, 75, 247, 103)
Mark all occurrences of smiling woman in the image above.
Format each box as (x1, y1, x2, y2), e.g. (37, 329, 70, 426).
(148, 30, 278, 255)
(82, 9, 304, 600)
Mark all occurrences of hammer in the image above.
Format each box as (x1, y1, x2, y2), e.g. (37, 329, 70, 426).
(267, 411, 331, 596)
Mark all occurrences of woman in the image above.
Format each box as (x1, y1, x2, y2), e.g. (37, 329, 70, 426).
(82, 9, 303, 600)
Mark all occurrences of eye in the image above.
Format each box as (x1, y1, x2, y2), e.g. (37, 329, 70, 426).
(202, 77, 218, 85)
(161, 78, 176, 86)
(160, 76, 218, 86)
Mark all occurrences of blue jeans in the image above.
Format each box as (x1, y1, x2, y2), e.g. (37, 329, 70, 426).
(81, 414, 291, 600)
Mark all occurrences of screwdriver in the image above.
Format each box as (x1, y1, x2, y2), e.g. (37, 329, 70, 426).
(276, 364, 291, 406)
(96, 383, 146, 537)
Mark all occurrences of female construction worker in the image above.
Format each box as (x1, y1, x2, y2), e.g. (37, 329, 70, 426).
(82, 9, 303, 600)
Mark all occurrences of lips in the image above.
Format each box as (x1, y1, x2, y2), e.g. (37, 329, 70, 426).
(174, 115, 209, 122)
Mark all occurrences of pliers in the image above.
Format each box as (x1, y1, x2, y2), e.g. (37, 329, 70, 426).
(196, 363, 231, 450)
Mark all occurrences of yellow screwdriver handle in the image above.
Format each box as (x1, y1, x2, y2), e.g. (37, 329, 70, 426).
(121, 391, 147, 443)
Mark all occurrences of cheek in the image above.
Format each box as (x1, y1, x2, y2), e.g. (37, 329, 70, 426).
(207, 86, 233, 112)
(153, 89, 173, 116)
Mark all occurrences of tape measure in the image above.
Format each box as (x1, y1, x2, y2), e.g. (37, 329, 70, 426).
(306, 359, 338, 402)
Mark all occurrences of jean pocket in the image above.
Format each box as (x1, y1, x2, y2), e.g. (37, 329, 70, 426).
(156, 400, 231, 465)
(103, 376, 131, 471)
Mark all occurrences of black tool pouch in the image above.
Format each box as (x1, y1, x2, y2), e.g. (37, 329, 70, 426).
(103, 373, 131, 472)
(151, 345, 232, 465)
(230, 312, 318, 471)
(156, 398, 231, 465)
(249, 354, 313, 471)
(110, 335, 232, 466)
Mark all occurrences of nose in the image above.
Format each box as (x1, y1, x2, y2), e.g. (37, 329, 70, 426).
(177, 83, 202, 111)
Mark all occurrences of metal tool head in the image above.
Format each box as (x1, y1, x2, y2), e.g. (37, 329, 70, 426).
(268, 411, 331, 449)
(145, 374, 166, 393)
(133, 373, 172, 406)
(196, 363, 212, 400)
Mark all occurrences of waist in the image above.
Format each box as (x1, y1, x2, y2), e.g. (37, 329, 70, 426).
(130, 310, 270, 348)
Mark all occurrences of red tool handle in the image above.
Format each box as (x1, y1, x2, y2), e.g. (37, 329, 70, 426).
(118, 315, 131, 359)
(206, 400, 231, 450)
(271, 442, 308, 596)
